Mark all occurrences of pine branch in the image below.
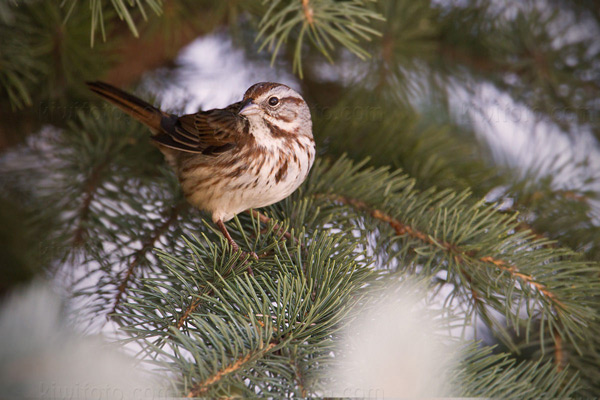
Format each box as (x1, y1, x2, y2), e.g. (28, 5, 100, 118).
(248, 209, 294, 242)
(304, 157, 598, 354)
(72, 158, 109, 246)
(312, 91, 496, 193)
(289, 348, 309, 397)
(116, 228, 376, 393)
(456, 344, 579, 398)
(186, 341, 277, 397)
(309, 2, 600, 264)
(173, 212, 303, 330)
(102, 155, 597, 395)
(554, 329, 565, 371)
(256, 0, 383, 77)
(318, 192, 568, 357)
(370, 0, 600, 132)
(111, 201, 186, 314)
(62, 0, 163, 44)
(174, 265, 229, 330)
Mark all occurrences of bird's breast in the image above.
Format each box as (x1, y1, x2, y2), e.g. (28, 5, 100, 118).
(176, 134, 315, 221)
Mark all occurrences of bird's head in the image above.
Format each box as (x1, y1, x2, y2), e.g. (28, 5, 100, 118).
(239, 82, 312, 139)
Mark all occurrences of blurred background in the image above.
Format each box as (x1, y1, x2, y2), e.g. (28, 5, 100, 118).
(1, 0, 600, 397)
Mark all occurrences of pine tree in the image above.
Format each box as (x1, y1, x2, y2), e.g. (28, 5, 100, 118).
(1, 0, 600, 397)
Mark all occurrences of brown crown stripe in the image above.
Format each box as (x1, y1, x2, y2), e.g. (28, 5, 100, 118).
(244, 82, 289, 100)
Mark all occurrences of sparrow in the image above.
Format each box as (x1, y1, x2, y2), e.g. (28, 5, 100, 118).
(87, 81, 315, 260)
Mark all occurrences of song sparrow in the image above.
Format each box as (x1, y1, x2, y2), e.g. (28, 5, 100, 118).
(87, 81, 315, 260)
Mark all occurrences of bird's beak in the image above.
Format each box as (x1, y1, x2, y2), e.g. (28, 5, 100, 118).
(239, 99, 261, 116)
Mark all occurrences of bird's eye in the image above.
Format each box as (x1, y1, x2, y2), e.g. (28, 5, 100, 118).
(268, 96, 279, 106)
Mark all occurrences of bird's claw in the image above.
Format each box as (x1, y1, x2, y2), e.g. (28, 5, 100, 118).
(238, 251, 257, 275)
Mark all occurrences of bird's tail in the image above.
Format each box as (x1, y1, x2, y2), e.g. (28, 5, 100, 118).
(86, 81, 164, 132)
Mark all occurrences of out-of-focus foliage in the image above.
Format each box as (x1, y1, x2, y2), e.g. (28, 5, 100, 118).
(0, 1, 111, 110)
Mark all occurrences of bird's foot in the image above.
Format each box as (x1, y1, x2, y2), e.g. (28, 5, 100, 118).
(228, 243, 257, 275)
(239, 251, 258, 275)
(248, 210, 294, 243)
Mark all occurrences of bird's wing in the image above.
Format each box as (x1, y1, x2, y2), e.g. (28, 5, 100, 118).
(152, 102, 249, 155)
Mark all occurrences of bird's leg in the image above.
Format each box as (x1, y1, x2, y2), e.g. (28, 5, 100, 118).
(216, 219, 257, 274)
(216, 219, 239, 251)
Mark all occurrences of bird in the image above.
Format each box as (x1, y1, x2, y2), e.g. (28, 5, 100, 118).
(87, 81, 315, 262)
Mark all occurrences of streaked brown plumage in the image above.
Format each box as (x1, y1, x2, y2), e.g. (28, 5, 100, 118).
(87, 81, 315, 260)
